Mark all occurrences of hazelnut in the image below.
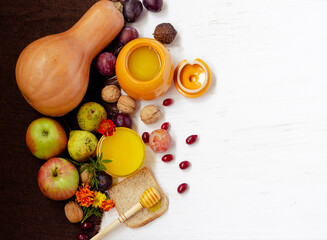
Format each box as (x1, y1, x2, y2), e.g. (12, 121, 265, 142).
(101, 85, 121, 103)
(80, 164, 92, 185)
(140, 105, 161, 124)
(117, 95, 136, 114)
(64, 201, 83, 223)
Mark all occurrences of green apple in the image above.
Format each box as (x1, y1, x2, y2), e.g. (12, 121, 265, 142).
(77, 102, 107, 132)
(38, 157, 79, 200)
(26, 117, 67, 160)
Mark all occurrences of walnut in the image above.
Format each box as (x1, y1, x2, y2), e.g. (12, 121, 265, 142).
(153, 23, 177, 44)
(64, 201, 83, 223)
(140, 105, 161, 124)
(101, 85, 121, 103)
(80, 164, 92, 185)
(117, 95, 136, 114)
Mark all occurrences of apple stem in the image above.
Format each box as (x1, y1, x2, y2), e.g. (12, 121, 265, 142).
(52, 167, 58, 177)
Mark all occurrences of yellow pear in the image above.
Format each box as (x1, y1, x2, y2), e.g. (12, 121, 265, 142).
(77, 102, 107, 132)
(67, 130, 98, 162)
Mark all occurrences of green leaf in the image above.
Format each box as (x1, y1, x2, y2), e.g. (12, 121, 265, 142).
(94, 211, 103, 217)
(91, 174, 99, 190)
(99, 163, 106, 171)
(65, 158, 83, 168)
(79, 164, 87, 174)
(81, 206, 103, 223)
(89, 157, 96, 165)
(102, 159, 112, 164)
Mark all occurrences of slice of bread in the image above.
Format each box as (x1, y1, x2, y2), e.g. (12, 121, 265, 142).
(108, 167, 169, 228)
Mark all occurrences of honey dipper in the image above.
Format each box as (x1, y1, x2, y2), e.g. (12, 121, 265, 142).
(91, 187, 161, 240)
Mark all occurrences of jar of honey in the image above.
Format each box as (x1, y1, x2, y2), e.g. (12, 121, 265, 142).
(116, 38, 174, 100)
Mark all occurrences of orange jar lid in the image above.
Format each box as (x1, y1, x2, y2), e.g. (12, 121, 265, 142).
(174, 58, 211, 98)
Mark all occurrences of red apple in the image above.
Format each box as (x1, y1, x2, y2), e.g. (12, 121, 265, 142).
(26, 117, 67, 160)
(38, 157, 79, 200)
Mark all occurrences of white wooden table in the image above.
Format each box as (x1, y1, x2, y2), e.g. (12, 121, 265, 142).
(101, 0, 327, 239)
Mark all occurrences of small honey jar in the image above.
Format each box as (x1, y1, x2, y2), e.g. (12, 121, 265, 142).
(116, 38, 174, 100)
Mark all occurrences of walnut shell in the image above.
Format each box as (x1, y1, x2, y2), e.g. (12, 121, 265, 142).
(117, 95, 136, 114)
(101, 85, 121, 103)
(80, 165, 92, 185)
(140, 105, 161, 124)
(153, 23, 177, 44)
(64, 201, 83, 223)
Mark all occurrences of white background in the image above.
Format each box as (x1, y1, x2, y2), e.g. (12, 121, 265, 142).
(101, 0, 327, 239)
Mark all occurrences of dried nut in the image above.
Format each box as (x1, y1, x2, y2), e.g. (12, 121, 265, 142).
(140, 105, 161, 124)
(101, 85, 121, 103)
(64, 201, 83, 223)
(117, 95, 136, 114)
(80, 165, 92, 185)
(153, 23, 177, 44)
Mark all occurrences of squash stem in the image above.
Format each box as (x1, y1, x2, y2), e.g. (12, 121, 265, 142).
(114, 2, 123, 13)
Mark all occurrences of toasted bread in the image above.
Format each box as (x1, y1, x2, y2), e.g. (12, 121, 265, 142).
(108, 167, 168, 228)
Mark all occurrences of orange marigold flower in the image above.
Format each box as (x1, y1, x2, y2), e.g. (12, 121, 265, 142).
(98, 119, 116, 137)
(75, 184, 95, 207)
(100, 199, 115, 212)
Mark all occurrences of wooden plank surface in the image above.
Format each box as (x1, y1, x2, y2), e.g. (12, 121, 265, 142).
(100, 0, 327, 239)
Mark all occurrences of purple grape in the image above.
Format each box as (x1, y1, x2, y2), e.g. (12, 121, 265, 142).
(96, 52, 116, 77)
(119, 26, 139, 46)
(114, 113, 133, 128)
(143, 0, 163, 12)
(123, 0, 143, 23)
(97, 171, 112, 192)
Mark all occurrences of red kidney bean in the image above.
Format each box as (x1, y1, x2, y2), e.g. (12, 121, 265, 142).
(163, 98, 173, 106)
(142, 132, 150, 143)
(161, 122, 170, 130)
(80, 222, 93, 230)
(186, 135, 198, 144)
(77, 233, 89, 240)
(162, 154, 173, 162)
(179, 161, 190, 170)
(177, 183, 188, 193)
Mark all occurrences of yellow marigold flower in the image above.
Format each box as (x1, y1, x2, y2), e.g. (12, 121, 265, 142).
(100, 199, 115, 212)
(92, 191, 107, 208)
(75, 184, 95, 207)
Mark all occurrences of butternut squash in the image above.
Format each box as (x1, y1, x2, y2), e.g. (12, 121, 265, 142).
(16, 0, 124, 116)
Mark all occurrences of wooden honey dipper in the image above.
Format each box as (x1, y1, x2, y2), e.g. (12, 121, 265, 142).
(91, 187, 161, 240)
